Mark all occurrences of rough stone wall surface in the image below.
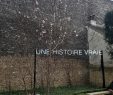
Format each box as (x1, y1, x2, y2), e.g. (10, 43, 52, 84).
(88, 28, 113, 64)
(90, 64, 113, 87)
(0, 55, 89, 90)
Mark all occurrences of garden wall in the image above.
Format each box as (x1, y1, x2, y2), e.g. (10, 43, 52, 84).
(0, 55, 89, 90)
(90, 64, 113, 87)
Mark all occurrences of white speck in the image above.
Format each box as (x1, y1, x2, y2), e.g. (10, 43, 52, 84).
(53, 40, 56, 43)
(60, 19, 62, 22)
(16, 35, 20, 38)
(18, 11, 21, 14)
(64, 32, 67, 34)
(74, 30, 77, 33)
(67, 17, 71, 21)
(36, 29, 38, 32)
(26, 16, 30, 18)
(46, 40, 48, 43)
(42, 30, 47, 34)
(35, 0, 39, 5)
(76, 34, 79, 37)
(10, 26, 14, 30)
(35, 7, 40, 11)
(13, 72, 16, 74)
(50, 22, 54, 26)
(42, 20, 45, 23)
(90, 20, 96, 26)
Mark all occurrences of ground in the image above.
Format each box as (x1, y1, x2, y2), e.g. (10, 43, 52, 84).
(0, 86, 104, 95)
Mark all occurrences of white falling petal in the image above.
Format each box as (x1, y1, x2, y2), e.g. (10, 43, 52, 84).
(35, 7, 40, 11)
(42, 20, 45, 23)
(59, 0, 63, 3)
(74, 30, 77, 33)
(76, 34, 79, 37)
(53, 40, 56, 43)
(50, 22, 54, 26)
(26, 16, 30, 18)
(18, 11, 21, 14)
(35, 0, 39, 5)
(10, 26, 14, 30)
(67, 17, 71, 21)
(90, 20, 96, 26)
(13, 72, 16, 74)
(16, 35, 20, 38)
(36, 29, 38, 32)
(42, 30, 47, 34)
(64, 32, 67, 34)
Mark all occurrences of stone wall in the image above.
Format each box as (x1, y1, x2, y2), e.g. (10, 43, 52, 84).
(0, 55, 89, 90)
(88, 0, 113, 65)
(90, 64, 113, 87)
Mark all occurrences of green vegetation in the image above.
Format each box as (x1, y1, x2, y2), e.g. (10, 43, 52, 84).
(104, 11, 113, 58)
(0, 86, 104, 95)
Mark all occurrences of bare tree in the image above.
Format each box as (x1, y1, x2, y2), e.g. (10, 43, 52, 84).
(0, 0, 90, 95)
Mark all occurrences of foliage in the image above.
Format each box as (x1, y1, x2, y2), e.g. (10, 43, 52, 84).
(105, 11, 113, 45)
(104, 11, 113, 58)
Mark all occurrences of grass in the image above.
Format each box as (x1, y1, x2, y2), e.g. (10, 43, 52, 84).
(47, 86, 104, 95)
(0, 86, 104, 95)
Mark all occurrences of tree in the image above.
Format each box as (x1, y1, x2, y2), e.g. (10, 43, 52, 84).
(104, 11, 113, 58)
(0, 0, 89, 95)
